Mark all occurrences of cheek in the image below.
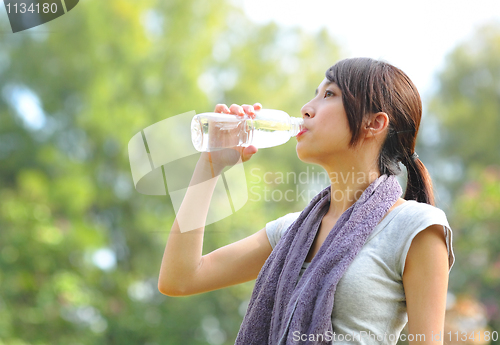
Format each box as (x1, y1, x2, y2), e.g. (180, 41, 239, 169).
(328, 113, 351, 141)
(317, 119, 352, 151)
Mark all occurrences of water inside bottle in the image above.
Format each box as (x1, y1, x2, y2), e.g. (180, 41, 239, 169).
(191, 112, 303, 152)
(250, 119, 293, 148)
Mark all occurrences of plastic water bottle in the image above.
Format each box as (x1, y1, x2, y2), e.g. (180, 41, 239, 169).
(191, 109, 304, 152)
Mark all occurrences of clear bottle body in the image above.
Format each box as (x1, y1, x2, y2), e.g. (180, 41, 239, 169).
(191, 109, 304, 152)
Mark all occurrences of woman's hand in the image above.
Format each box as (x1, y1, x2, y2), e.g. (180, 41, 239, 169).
(199, 103, 262, 175)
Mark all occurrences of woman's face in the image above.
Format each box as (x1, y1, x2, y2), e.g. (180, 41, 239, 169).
(296, 79, 352, 165)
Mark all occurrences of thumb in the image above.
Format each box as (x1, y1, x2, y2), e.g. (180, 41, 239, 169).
(242, 145, 258, 162)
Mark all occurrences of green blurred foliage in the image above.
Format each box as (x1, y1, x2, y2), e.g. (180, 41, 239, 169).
(0, 0, 340, 344)
(429, 23, 500, 193)
(430, 23, 500, 342)
(451, 168, 500, 293)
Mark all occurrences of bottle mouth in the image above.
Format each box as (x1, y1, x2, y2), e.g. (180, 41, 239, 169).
(290, 117, 304, 137)
(298, 118, 304, 128)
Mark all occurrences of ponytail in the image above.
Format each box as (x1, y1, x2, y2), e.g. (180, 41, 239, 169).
(402, 154, 435, 206)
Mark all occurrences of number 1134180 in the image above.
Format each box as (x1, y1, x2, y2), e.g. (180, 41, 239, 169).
(6, 2, 58, 14)
(445, 331, 498, 342)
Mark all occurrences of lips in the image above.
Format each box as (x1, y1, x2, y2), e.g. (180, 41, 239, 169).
(296, 128, 308, 138)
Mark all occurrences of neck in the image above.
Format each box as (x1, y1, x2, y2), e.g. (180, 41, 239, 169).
(322, 161, 380, 219)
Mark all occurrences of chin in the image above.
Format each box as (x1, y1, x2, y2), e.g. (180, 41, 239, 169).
(296, 144, 315, 163)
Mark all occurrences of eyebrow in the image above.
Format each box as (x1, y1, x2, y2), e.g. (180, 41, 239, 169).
(315, 81, 333, 96)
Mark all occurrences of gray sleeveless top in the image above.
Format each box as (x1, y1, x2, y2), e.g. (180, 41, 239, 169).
(265, 200, 454, 344)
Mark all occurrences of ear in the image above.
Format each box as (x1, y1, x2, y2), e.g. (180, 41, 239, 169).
(363, 112, 389, 139)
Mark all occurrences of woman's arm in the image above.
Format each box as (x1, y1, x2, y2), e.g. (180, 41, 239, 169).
(158, 155, 273, 296)
(403, 224, 450, 344)
(158, 103, 272, 296)
(158, 156, 221, 295)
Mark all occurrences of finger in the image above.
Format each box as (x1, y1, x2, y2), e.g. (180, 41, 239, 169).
(247, 145, 258, 155)
(242, 104, 256, 117)
(253, 103, 262, 111)
(229, 104, 245, 117)
(214, 104, 224, 113)
(241, 145, 258, 162)
(214, 104, 230, 113)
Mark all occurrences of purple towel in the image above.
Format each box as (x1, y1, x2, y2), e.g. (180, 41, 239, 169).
(235, 174, 402, 344)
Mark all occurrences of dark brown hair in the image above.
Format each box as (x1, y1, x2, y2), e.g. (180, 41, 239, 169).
(325, 57, 434, 205)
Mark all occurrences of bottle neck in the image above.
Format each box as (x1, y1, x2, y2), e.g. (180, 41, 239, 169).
(289, 117, 304, 137)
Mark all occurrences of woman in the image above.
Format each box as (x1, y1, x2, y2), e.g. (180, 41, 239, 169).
(158, 58, 455, 344)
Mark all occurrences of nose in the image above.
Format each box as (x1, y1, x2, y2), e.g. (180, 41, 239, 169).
(301, 102, 315, 119)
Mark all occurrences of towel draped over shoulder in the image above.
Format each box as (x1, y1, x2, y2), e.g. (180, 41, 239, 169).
(235, 174, 403, 345)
